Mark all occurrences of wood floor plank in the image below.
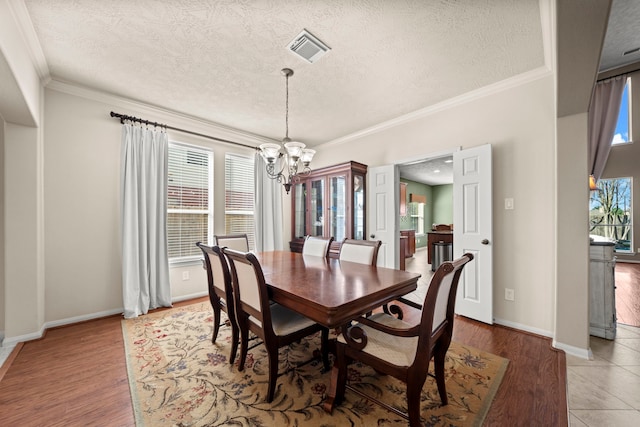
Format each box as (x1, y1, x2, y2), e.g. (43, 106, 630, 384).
(0, 296, 567, 426)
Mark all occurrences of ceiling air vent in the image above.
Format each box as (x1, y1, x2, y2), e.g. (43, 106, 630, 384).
(287, 29, 331, 63)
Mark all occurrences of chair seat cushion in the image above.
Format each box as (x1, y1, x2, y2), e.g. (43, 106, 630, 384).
(249, 303, 317, 336)
(337, 313, 418, 367)
(400, 280, 429, 307)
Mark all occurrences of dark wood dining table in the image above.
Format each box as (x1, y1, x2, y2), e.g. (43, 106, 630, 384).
(255, 250, 421, 412)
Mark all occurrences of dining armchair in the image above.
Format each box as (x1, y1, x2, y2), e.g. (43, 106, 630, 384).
(332, 253, 474, 426)
(302, 236, 334, 257)
(222, 248, 330, 403)
(338, 238, 382, 265)
(196, 242, 239, 364)
(214, 233, 249, 252)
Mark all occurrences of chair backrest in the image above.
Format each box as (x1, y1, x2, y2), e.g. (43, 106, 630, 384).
(223, 248, 270, 327)
(196, 242, 235, 310)
(215, 234, 249, 252)
(302, 236, 334, 257)
(417, 253, 474, 351)
(338, 238, 382, 265)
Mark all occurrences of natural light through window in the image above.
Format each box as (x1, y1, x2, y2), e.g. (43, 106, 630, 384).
(590, 177, 633, 252)
(612, 78, 631, 145)
(167, 143, 213, 262)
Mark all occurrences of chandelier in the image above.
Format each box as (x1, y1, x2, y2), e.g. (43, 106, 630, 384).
(259, 68, 315, 194)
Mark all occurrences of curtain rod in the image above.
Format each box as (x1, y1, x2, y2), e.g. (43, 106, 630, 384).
(597, 62, 640, 82)
(110, 111, 259, 150)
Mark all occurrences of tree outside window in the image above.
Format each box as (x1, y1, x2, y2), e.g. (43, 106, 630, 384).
(589, 177, 633, 252)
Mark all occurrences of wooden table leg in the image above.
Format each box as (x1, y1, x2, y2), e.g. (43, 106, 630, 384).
(323, 362, 341, 413)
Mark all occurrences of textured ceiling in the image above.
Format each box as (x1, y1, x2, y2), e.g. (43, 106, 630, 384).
(399, 156, 453, 186)
(23, 0, 545, 147)
(600, 0, 640, 72)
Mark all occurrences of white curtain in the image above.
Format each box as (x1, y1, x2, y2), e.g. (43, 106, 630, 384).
(121, 123, 172, 318)
(254, 152, 284, 251)
(588, 75, 627, 180)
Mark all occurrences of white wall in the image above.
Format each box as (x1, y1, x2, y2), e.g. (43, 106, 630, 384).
(312, 73, 557, 335)
(42, 86, 267, 323)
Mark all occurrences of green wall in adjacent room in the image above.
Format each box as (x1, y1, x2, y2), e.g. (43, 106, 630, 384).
(432, 184, 453, 224)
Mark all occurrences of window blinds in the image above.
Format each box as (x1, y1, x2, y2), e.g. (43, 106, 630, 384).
(167, 143, 213, 260)
(225, 153, 255, 249)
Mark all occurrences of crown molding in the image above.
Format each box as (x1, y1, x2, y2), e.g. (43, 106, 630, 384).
(320, 66, 552, 149)
(7, 0, 50, 84)
(46, 79, 276, 147)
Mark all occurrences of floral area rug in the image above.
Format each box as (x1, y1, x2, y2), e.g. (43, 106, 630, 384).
(122, 302, 508, 426)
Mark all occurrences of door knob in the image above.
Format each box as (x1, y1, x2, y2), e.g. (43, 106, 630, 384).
(481, 239, 489, 245)
(370, 234, 375, 239)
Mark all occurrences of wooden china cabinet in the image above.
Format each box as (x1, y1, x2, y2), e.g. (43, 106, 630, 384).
(289, 161, 367, 257)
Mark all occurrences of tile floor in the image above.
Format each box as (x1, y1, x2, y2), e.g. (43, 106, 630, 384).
(568, 324, 640, 426)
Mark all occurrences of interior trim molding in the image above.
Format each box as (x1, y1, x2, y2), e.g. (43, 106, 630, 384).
(7, 0, 51, 84)
(494, 316, 554, 339)
(0, 292, 208, 348)
(553, 340, 593, 360)
(46, 79, 275, 148)
(321, 66, 552, 149)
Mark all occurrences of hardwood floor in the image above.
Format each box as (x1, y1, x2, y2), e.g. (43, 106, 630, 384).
(0, 257, 567, 426)
(615, 262, 640, 327)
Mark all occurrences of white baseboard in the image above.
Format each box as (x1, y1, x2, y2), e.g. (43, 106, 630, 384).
(1, 292, 209, 348)
(493, 317, 554, 338)
(553, 340, 593, 360)
(172, 291, 208, 303)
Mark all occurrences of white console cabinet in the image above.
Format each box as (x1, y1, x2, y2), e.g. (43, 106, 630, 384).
(589, 242, 616, 340)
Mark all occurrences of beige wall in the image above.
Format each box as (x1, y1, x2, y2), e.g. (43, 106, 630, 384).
(41, 87, 267, 324)
(600, 70, 640, 263)
(555, 113, 591, 353)
(312, 74, 557, 335)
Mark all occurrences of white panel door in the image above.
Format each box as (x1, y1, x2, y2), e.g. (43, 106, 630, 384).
(453, 144, 493, 324)
(367, 165, 399, 268)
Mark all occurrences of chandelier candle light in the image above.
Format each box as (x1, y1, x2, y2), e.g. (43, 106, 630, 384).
(259, 68, 315, 194)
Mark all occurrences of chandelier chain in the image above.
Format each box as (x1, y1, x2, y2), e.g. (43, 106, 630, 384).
(285, 72, 289, 140)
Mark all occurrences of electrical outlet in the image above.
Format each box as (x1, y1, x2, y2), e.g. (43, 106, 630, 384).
(182, 271, 190, 281)
(505, 288, 515, 301)
(504, 198, 514, 210)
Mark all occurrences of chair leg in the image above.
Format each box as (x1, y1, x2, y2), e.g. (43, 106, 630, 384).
(406, 376, 424, 427)
(266, 344, 279, 403)
(211, 298, 221, 343)
(229, 320, 239, 365)
(434, 343, 449, 406)
(237, 319, 249, 371)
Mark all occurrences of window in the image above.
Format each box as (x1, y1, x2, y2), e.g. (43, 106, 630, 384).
(167, 143, 213, 262)
(612, 78, 631, 145)
(590, 177, 633, 252)
(225, 153, 255, 249)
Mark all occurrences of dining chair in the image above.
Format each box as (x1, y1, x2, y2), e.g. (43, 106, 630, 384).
(302, 236, 334, 257)
(196, 242, 239, 364)
(338, 238, 382, 265)
(214, 233, 249, 252)
(222, 247, 330, 403)
(332, 253, 474, 426)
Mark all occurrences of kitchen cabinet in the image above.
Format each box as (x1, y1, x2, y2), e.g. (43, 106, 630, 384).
(400, 229, 415, 258)
(289, 161, 367, 257)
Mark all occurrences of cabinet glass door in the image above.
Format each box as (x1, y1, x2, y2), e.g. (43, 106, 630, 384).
(354, 174, 365, 240)
(293, 182, 306, 238)
(329, 175, 346, 241)
(310, 178, 324, 236)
